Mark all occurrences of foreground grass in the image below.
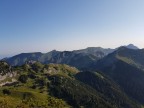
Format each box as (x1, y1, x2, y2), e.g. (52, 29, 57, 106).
(0, 86, 70, 108)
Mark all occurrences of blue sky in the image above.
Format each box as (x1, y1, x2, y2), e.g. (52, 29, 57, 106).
(0, 0, 144, 58)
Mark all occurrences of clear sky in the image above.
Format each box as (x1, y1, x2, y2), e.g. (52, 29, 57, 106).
(0, 0, 144, 58)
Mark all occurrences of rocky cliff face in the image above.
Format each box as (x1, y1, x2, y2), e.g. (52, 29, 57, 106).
(0, 61, 17, 86)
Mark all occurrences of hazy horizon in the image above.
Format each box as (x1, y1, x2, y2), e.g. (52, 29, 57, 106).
(0, 43, 142, 59)
(1, 0, 144, 58)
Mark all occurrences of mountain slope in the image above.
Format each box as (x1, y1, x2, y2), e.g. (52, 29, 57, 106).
(3, 45, 138, 69)
(48, 74, 114, 108)
(0, 62, 114, 108)
(3, 44, 139, 67)
(44, 51, 99, 69)
(5, 52, 43, 66)
(74, 47, 114, 56)
(4, 48, 108, 69)
(75, 71, 139, 108)
(92, 47, 144, 104)
(0, 61, 71, 108)
(0, 61, 141, 107)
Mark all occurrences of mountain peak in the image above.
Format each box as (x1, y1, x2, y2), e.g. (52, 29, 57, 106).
(125, 44, 139, 49)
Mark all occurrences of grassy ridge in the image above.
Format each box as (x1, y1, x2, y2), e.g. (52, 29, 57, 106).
(0, 61, 142, 108)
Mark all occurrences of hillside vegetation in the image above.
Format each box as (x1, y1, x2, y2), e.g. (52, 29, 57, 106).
(93, 47, 144, 105)
(0, 61, 141, 108)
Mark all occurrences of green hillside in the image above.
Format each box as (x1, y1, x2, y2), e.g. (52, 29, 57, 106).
(75, 71, 139, 108)
(0, 61, 141, 108)
(0, 61, 113, 108)
(93, 47, 144, 105)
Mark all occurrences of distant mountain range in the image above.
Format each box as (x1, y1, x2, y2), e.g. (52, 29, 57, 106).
(2, 44, 138, 69)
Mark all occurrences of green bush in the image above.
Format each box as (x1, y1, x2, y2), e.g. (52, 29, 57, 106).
(18, 74, 28, 83)
(3, 89, 11, 95)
